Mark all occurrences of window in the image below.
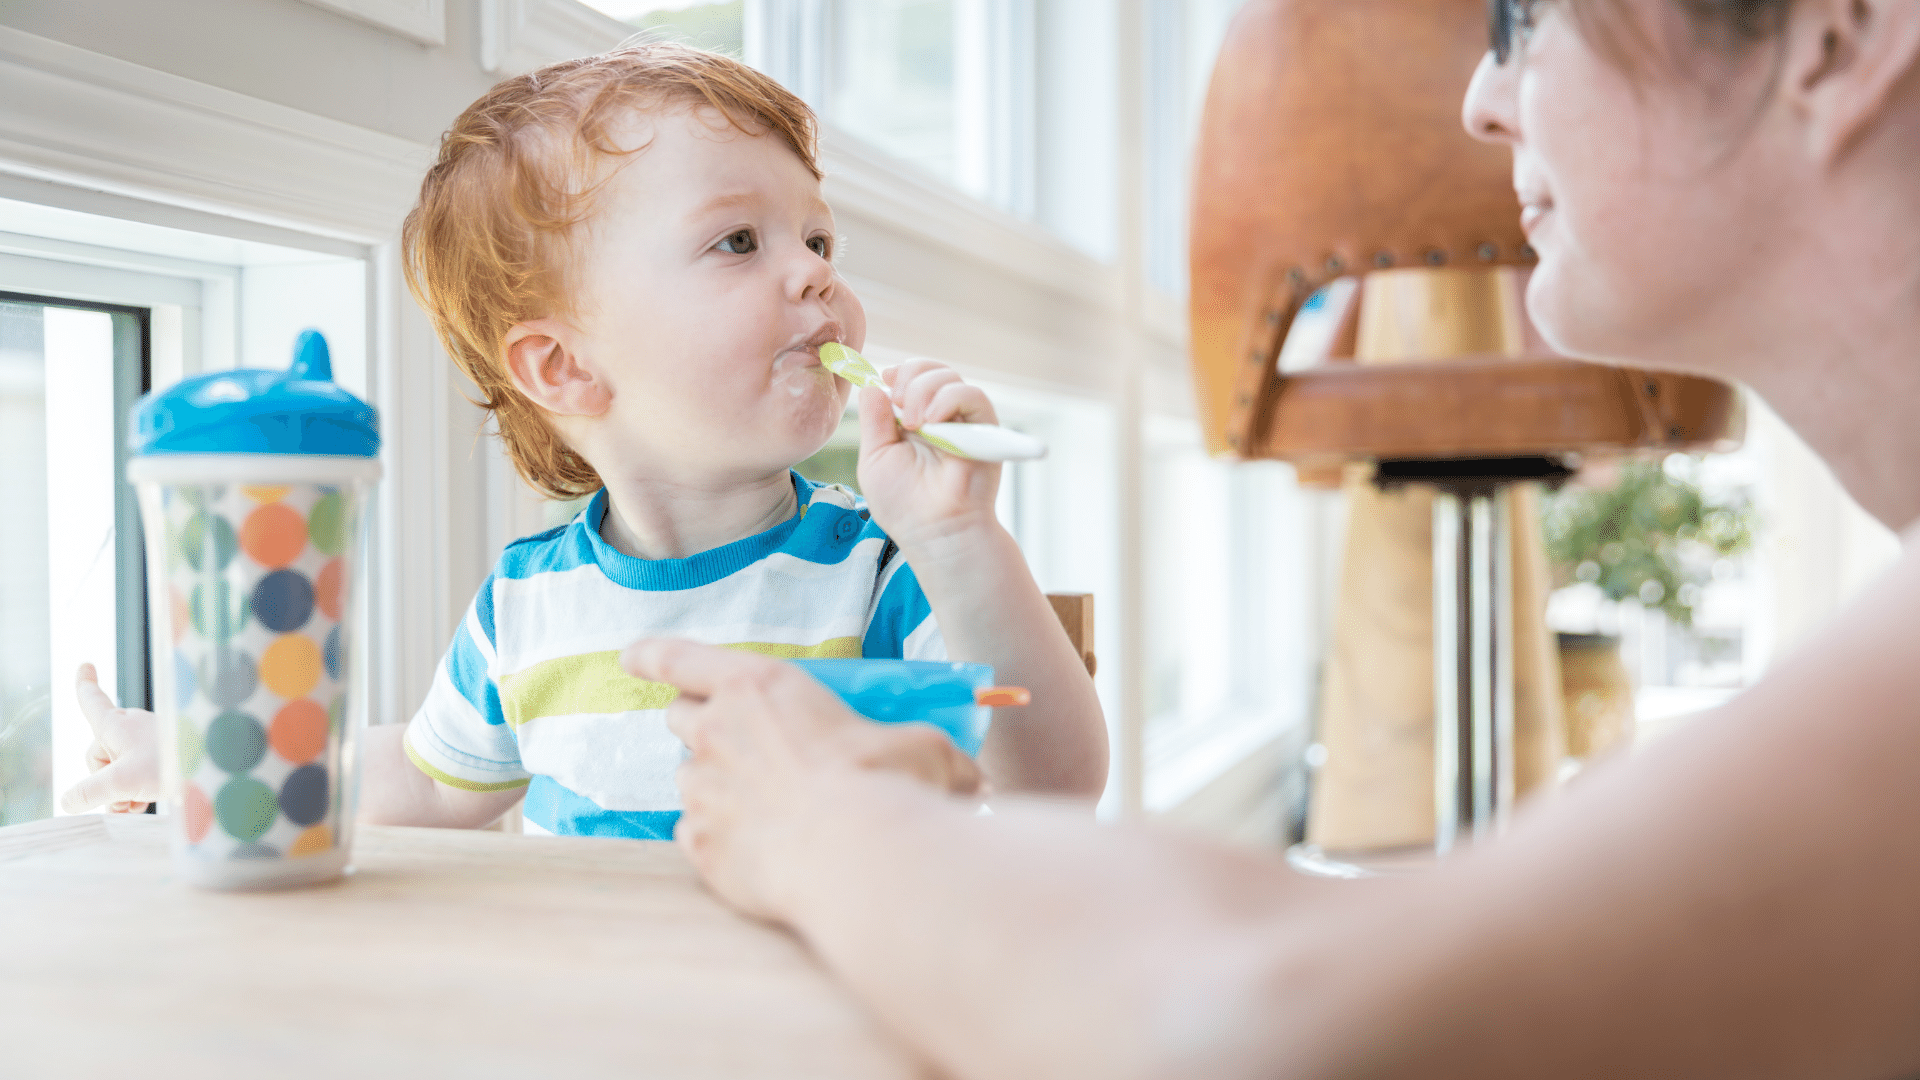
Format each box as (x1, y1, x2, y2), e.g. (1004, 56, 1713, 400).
(0, 196, 370, 822)
(1142, 415, 1322, 756)
(1142, 0, 1243, 296)
(580, 0, 745, 56)
(0, 296, 148, 827)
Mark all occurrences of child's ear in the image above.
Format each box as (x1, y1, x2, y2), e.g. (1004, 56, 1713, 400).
(503, 319, 612, 418)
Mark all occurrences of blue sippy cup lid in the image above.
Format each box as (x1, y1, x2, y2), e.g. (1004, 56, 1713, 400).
(131, 329, 379, 457)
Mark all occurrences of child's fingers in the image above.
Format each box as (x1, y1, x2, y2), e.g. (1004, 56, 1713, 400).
(896, 368, 963, 428)
(856, 386, 902, 451)
(883, 358, 945, 401)
(58, 759, 152, 815)
(921, 380, 996, 426)
(74, 664, 118, 735)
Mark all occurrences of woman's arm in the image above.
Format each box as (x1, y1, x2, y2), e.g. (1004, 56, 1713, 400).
(632, 540, 1920, 1080)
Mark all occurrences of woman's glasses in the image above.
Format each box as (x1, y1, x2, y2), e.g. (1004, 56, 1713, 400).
(1488, 0, 1540, 65)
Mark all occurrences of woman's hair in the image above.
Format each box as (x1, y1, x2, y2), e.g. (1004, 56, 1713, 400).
(402, 44, 820, 499)
(1571, 0, 1795, 68)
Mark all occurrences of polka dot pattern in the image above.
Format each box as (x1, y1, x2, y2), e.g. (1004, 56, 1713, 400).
(261, 634, 321, 700)
(251, 569, 314, 633)
(157, 480, 359, 866)
(240, 503, 307, 569)
(215, 777, 277, 842)
(315, 559, 345, 621)
(269, 700, 328, 765)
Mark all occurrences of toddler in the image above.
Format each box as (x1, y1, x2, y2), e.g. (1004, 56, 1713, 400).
(63, 44, 1107, 836)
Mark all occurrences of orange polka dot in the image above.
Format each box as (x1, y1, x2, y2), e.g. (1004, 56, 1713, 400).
(242, 485, 291, 504)
(289, 823, 333, 857)
(240, 503, 307, 569)
(315, 558, 346, 621)
(183, 783, 212, 844)
(261, 634, 322, 700)
(270, 699, 329, 764)
(170, 584, 190, 644)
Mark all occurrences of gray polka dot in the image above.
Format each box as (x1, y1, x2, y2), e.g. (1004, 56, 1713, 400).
(200, 649, 257, 709)
(230, 843, 282, 860)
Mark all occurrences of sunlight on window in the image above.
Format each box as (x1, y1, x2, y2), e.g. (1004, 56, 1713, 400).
(0, 303, 120, 824)
(579, 0, 744, 57)
(828, 0, 960, 185)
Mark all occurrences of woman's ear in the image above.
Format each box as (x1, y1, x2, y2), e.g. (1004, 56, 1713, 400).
(1790, 0, 1920, 162)
(503, 319, 612, 418)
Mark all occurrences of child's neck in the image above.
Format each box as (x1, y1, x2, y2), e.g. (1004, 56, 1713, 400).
(596, 470, 797, 562)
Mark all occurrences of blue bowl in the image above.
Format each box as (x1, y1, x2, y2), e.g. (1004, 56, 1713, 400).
(790, 659, 994, 756)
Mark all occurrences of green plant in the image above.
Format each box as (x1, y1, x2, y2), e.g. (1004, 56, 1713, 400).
(1541, 457, 1755, 627)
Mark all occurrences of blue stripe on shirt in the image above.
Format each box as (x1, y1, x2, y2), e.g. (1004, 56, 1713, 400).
(523, 775, 680, 840)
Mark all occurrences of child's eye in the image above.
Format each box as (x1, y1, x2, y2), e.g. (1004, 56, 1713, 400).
(715, 229, 757, 255)
(807, 235, 832, 259)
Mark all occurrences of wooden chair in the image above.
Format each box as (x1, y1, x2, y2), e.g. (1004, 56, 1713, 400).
(1189, 0, 1740, 871)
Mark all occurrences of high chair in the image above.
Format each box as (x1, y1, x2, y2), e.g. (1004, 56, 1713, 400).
(1188, 0, 1742, 873)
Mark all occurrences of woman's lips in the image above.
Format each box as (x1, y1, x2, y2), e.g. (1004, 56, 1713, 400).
(1520, 202, 1553, 234)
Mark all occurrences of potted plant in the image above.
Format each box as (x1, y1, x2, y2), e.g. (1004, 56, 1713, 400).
(1541, 456, 1755, 758)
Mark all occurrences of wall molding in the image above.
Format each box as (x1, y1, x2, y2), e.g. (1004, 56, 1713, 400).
(0, 27, 429, 243)
(296, 0, 447, 46)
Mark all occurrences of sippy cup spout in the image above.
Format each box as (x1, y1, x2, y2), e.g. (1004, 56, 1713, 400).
(290, 328, 333, 383)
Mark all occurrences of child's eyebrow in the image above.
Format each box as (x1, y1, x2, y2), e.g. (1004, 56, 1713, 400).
(689, 190, 833, 219)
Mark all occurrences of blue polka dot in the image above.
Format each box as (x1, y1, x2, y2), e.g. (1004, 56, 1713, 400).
(324, 625, 342, 682)
(251, 569, 314, 633)
(279, 764, 329, 827)
(174, 652, 197, 709)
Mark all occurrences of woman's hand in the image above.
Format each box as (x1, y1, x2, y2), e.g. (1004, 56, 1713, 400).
(60, 663, 163, 814)
(854, 359, 1001, 553)
(622, 639, 984, 920)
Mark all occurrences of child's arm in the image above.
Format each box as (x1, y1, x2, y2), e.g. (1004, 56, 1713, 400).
(59, 663, 518, 828)
(856, 362, 1109, 800)
(359, 722, 524, 828)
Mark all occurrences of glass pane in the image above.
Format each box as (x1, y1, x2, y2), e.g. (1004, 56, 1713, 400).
(829, 0, 959, 184)
(1143, 420, 1234, 734)
(0, 302, 51, 826)
(582, 1, 745, 57)
(0, 302, 123, 825)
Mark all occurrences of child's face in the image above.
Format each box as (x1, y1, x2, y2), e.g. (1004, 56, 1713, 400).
(565, 105, 863, 483)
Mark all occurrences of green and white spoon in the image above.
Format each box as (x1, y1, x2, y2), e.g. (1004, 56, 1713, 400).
(818, 343, 1048, 462)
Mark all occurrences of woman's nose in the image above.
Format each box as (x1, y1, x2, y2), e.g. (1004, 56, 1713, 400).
(1463, 52, 1521, 145)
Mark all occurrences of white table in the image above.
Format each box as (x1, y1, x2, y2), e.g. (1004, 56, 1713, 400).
(0, 814, 935, 1079)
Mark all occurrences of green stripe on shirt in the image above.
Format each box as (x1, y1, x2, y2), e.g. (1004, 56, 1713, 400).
(499, 637, 861, 728)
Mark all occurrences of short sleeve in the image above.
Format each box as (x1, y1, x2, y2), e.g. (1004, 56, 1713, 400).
(403, 578, 533, 792)
(862, 553, 947, 661)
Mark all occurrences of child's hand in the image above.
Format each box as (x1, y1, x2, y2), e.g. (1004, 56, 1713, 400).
(855, 359, 1001, 552)
(59, 664, 162, 814)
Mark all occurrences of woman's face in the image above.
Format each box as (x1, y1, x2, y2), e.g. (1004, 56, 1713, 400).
(1463, 1, 1792, 372)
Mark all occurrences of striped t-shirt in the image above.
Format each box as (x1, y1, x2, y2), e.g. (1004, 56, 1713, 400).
(403, 472, 944, 839)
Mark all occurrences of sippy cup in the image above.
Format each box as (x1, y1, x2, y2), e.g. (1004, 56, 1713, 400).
(128, 329, 379, 889)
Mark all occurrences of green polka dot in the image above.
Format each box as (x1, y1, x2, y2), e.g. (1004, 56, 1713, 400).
(328, 694, 344, 733)
(205, 710, 266, 773)
(308, 492, 347, 556)
(173, 512, 238, 572)
(190, 580, 250, 641)
(175, 719, 203, 779)
(214, 777, 277, 842)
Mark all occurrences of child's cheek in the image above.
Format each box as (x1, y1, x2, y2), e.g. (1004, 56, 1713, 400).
(769, 356, 845, 439)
